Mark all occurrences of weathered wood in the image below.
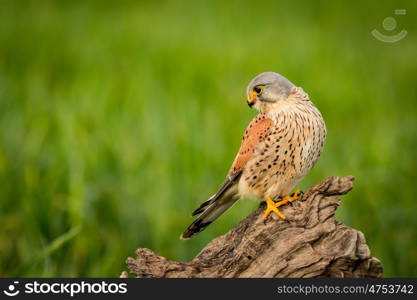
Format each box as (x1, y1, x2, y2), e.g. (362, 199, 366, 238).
(123, 176, 383, 278)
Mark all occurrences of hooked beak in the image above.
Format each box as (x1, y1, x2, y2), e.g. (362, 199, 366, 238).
(246, 91, 257, 108)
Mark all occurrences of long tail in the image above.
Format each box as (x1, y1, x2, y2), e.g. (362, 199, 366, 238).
(180, 191, 239, 240)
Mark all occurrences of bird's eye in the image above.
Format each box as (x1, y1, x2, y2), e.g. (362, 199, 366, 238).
(253, 85, 264, 95)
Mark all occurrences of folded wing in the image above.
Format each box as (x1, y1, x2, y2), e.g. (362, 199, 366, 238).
(180, 114, 273, 239)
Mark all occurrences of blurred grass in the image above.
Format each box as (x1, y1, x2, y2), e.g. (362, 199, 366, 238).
(0, 0, 416, 277)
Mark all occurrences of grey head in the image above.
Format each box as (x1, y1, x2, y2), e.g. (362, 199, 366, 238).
(246, 72, 295, 109)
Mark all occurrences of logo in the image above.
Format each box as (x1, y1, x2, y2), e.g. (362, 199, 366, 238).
(372, 9, 407, 43)
(3, 281, 20, 297)
(3, 280, 127, 297)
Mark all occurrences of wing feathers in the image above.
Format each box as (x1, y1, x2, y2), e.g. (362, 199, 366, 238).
(229, 114, 273, 174)
(181, 113, 274, 239)
(191, 171, 241, 216)
(181, 186, 239, 240)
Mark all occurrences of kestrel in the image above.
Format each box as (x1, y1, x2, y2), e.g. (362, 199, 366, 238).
(181, 72, 326, 239)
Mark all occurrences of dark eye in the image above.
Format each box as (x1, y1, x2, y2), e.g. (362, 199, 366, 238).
(253, 85, 264, 94)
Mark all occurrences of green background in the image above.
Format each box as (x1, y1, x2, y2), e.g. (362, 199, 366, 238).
(0, 0, 416, 277)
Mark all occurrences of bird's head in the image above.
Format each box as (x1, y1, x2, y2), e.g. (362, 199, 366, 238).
(246, 72, 295, 112)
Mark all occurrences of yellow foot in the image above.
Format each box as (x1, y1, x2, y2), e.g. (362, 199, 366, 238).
(282, 189, 303, 204)
(262, 197, 285, 220)
(262, 190, 303, 220)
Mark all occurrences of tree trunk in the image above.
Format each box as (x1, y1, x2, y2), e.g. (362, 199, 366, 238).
(122, 176, 383, 278)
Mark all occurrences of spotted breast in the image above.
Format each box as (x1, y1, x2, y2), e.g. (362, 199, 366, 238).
(238, 88, 327, 200)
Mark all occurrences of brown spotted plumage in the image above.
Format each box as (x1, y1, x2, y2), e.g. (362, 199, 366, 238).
(229, 114, 273, 175)
(181, 72, 326, 239)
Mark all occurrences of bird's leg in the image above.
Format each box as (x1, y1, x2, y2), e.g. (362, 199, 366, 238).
(277, 189, 303, 207)
(262, 190, 303, 220)
(290, 190, 303, 198)
(281, 190, 304, 207)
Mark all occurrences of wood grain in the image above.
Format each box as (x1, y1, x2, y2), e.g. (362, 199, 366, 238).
(123, 176, 383, 278)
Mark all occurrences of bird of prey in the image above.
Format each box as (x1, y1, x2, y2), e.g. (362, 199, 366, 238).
(181, 72, 326, 239)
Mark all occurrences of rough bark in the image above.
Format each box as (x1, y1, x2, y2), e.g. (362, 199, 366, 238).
(123, 176, 383, 278)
